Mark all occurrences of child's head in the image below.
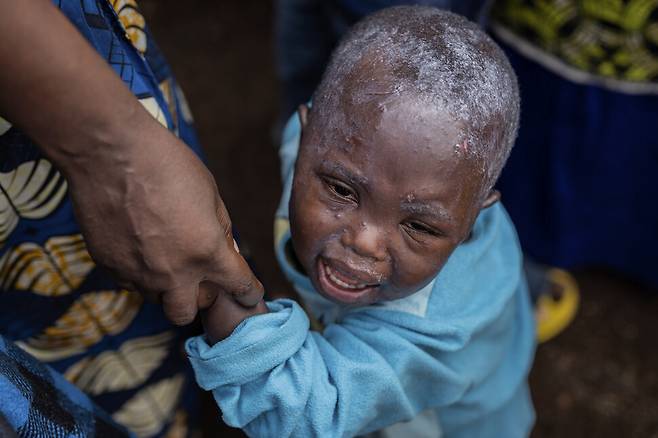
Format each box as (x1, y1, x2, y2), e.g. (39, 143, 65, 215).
(289, 6, 519, 306)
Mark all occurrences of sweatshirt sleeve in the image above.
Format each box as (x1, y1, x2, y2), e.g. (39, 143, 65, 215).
(185, 298, 479, 438)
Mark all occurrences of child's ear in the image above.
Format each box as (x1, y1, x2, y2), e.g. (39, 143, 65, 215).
(297, 104, 309, 128)
(481, 189, 500, 209)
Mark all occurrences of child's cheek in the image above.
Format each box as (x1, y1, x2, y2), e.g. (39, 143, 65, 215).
(392, 248, 450, 294)
(292, 195, 334, 259)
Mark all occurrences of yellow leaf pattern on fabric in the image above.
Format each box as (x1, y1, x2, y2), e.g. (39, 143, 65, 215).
(16, 290, 142, 362)
(139, 97, 168, 128)
(112, 0, 147, 54)
(113, 374, 185, 438)
(0, 159, 68, 246)
(493, 0, 658, 86)
(64, 331, 173, 395)
(0, 234, 94, 296)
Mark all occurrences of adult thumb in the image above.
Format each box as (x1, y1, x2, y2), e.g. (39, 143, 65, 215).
(209, 247, 264, 307)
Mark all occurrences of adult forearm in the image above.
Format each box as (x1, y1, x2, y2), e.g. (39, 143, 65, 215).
(0, 0, 266, 324)
(0, 0, 159, 177)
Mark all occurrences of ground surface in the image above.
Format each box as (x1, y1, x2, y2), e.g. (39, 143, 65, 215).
(140, 1, 658, 436)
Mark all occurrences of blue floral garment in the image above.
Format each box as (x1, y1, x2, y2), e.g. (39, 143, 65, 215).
(0, 1, 202, 436)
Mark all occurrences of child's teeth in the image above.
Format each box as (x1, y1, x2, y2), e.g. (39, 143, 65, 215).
(326, 265, 365, 289)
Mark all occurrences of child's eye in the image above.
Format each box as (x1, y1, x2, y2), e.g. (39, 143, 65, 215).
(325, 179, 357, 202)
(403, 221, 440, 238)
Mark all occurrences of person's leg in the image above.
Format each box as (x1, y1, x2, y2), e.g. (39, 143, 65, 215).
(275, 0, 336, 132)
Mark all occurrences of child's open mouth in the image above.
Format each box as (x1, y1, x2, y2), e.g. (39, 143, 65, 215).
(317, 258, 379, 304)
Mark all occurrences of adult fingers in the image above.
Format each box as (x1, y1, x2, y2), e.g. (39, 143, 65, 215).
(208, 247, 264, 307)
(211, 199, 264, 306)
(160, 284, 200, 326)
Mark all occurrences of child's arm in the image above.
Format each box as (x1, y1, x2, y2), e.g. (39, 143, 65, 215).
(187, 300, 466, 437)
(186, 296, 530, 438)
(199, 283, 268, 344)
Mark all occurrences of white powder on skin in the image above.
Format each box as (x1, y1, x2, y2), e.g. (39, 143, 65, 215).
(310, 6, 520, 194)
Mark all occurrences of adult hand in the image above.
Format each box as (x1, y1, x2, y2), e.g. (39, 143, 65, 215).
(67, 123, 264, 325)
(0, 0, 263, 325)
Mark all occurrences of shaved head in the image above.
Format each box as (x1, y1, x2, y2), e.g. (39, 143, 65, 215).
(310, 6, 520, 194)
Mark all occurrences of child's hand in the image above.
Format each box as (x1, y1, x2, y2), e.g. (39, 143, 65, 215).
(200, 282, 268, 345)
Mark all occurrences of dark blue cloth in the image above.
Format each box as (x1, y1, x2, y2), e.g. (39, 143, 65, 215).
(497, 41, 658, 288)
(333, 0, 487, 22)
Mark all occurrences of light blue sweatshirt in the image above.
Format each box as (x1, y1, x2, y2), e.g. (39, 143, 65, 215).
(186, 115, 535, 437)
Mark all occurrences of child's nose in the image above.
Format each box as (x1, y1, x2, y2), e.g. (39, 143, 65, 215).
(342, 222, 388, 262)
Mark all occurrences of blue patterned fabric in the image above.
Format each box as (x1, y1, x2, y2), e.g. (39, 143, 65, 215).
(0, 1, 202, 436)
(0, 335, 133, 437)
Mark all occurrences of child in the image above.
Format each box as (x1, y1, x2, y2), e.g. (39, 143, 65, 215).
(187, 6, 535, 437)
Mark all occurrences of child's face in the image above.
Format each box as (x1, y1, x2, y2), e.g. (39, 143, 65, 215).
(290, 96, 490, 306)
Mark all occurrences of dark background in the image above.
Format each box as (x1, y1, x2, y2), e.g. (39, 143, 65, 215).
(139, 1, 658, 436)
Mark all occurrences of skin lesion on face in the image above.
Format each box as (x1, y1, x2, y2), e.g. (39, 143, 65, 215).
(289, 92, 496, 307)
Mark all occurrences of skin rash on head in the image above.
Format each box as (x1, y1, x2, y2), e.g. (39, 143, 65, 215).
(312, 6, 520, 193)
(289, 85, 499, 306)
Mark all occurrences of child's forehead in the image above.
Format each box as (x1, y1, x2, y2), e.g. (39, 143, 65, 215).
(305, 90, 489, 196)
(316, 90, 467, 152)
(311, 99, 480, 178)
